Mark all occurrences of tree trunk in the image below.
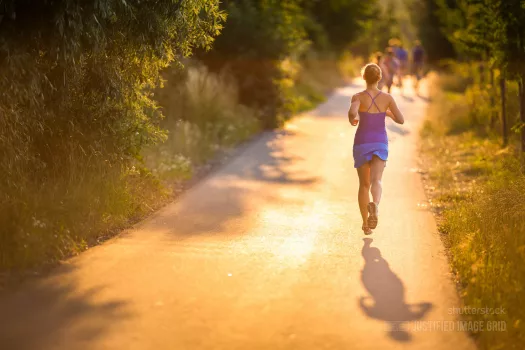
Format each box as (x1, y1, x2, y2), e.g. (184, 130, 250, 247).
(520, 78, 525, 153)
(500, 75, 508, 147)
(490, 69, 496, 127)
(478, 63, 485, 85)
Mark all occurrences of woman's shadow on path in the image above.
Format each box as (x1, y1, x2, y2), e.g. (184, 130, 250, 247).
(359, 238, 433, 342)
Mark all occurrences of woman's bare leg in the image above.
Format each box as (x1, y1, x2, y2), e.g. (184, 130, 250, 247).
(370, 156, 386, 205)
(357, 164, 371, 226)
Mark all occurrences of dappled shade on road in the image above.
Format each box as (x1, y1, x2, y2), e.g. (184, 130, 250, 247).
(0, 264, 131, 350)
(146, 129, 321, 239)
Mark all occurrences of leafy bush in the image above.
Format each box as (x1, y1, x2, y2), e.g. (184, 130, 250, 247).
(200, 0, 309, 129)
(428, 64, 521, 140)
(0, 0, 224, 269)
(302, 0, 378, 53)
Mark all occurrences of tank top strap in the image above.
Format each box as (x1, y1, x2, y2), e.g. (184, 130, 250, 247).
(363, 90, 382, 112)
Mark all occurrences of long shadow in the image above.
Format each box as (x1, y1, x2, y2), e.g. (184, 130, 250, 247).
(0, 264, 131, 350)
(416, 94, 432, 103)
(359, 238, 433, 342)
(239, 131, 318, 185)
(151, 130, 320, 237)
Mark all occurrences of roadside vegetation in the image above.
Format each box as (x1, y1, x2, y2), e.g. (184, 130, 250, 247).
(412, 1, 525, 348)
(0, 0, 381, 273)
(421, 69, 524, 349)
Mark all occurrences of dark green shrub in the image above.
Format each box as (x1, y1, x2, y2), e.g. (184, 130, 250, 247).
(0, 0, 224, 269)
(200, 0, 309, 129)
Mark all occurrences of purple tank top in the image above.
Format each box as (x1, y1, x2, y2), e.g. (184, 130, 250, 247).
(354, 91, 388, 145)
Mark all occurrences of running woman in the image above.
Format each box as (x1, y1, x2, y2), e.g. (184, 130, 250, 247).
(347, 63, 405, 235)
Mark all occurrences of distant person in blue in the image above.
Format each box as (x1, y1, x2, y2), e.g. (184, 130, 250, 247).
(412, 40, 425, 92)
(348, 63, 405, 235)
(394, 42, 408, 90)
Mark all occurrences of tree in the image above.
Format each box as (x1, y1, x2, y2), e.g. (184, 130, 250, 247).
(408, 0, 456, 63)
(496, 0, 525, 153)
(301, 0, 378, 54)
(432, 0, 525, 147)
(0, 0, 224, 263)
(200, 0, 309, 128)
(0, 0, 224, 171)
(446, 0, 525, 152)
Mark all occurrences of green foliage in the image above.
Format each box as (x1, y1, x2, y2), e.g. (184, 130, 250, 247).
(422, 72, 525, 350)
(431, 0, 525, 80)
(201, 0, 309, 129)
(147, 63, 260, 178)
(434, 0, 507, 64)
(301, 0, 378, 54)
(422, 0, 525, 150)
(350, 0, 402, 57)
(280, 53, 348, 115)
(496, 1, 525, 80)
(444, 171, 525, 349)
(407, 0, 456, 62)
(423, 132, 525, 350)
(0, 0, 225, 269)
(201, 0, 378, 129)
(427, 65, 521, 137)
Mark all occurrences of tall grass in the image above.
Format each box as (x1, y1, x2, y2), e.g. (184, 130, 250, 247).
(145, 64, 260, 183)
(421, 69, 525, 350)
(0, 150, 166, 270)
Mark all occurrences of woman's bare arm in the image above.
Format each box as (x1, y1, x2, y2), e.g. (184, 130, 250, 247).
(387, 95, 405, 124)
(348, 94, 361, 126)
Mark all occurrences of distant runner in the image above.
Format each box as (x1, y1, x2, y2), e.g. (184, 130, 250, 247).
(394, 42, 409, 89)
(412, 40, 425, 92)
(383, 48, 400, 94)
(375, 52, 389, 91)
